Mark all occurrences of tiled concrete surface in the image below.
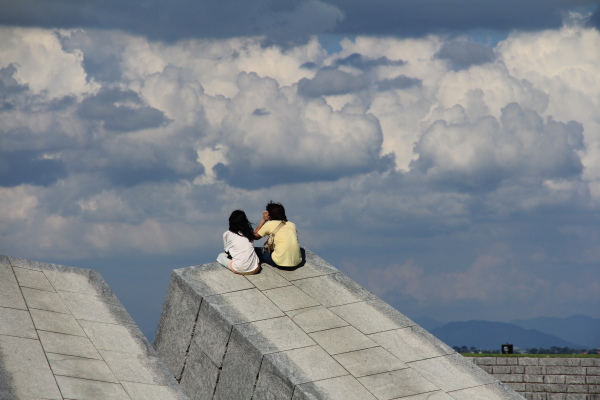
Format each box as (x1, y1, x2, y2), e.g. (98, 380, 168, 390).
(0, 255, 189, 400)
(155, 249, 526, 400)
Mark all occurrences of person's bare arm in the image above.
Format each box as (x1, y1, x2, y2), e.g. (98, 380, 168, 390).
(254, 210, 270, 239)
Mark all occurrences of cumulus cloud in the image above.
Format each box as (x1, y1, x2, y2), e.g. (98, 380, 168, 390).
(1, 17, 599, 331)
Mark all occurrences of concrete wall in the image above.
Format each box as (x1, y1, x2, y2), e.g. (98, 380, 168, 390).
(471, 357, 600, 400)
(154, 249, 525, 400)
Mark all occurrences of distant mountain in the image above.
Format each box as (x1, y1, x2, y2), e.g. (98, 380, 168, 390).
(413, 317, 446, 332)
(510, 315, 600, 348)
(431, 320, 587, 350)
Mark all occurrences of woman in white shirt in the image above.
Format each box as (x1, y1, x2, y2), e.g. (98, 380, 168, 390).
(216, 210, 261, 275)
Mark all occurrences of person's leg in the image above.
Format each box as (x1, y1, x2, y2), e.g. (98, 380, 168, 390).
(216, 252, 231, 268)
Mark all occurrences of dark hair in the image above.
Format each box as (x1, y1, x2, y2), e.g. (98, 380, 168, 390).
(229, 210, 254, 242)
(266, 201, 287, 221)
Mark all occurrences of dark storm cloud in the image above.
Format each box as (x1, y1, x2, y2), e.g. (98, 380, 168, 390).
(213, 153, 394, 189)
(77, 88, 169, 132)
(297, 69, 369, 97)
(435, 40, 495, 70)
(333, 53, 406, 69)
(376, 75, 422, 91)
(1, 0, 595, 43)
(0, 150, 67, 187)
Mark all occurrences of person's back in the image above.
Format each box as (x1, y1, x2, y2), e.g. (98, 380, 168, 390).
(254, 201, 302, 268)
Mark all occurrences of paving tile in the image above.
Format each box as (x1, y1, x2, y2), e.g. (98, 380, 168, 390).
(55, 375, 131, 400)
(47, 353, 119, 383)
(179, 341, 219, 400)
(41, 265, 108, 297)
(0, 335, 62, 400)
(245, 264, 292, 290)
(121, 381, 189, 400)
(262, 285, 320, 311)
(285, 305, 349, 333)
(37, 330, 103, 360)
(21, 287, 70, 314)
(176, 263, 254, 297)
(153, 272, 202, 380)
(294, 375, 377, 400)
(333, 347, 407, 377)
(7, 256, 41, 270)
(235, 316, 316, 354)
(357, 368, 440, 400)
(408, 354, 497, 392)
(0, 264, 27, 310)
(205, 288, 284, 325)
(447, 383, 525, 400)
(369, 325, 455, 363)
(330, 299, 414, 334)
(99, 350, 177, 386)
(30, 308, 86, 336)
(262, 345, 348, 385)
(396, 391, 454, 399)
(309, 325, 378, 355)
(192, 299, 232, 367)
(13, 267, 55, 291)
(60, 291, 135, 325)
(293, 273, 375, 307)
(79, 319, 152, 355)
(0, 306, 37, 339)
(271, 249, 339, 281)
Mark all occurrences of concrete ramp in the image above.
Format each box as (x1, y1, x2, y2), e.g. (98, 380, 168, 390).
(154, 250, 525, 400)
(0, 255, 189, 400)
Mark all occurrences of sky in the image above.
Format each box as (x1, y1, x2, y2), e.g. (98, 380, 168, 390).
(1, 0, 599, 340)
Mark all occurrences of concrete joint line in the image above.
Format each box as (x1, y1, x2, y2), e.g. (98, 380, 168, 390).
(178, 300, 203, 383)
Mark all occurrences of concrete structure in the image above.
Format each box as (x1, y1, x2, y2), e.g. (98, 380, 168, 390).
(471, 357, 600, 400)
(154, 249, 525, 400)
(0, 255, 189, 400)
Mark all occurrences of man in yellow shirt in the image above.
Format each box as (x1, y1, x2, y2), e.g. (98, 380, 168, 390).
(254, 201, 302, 268)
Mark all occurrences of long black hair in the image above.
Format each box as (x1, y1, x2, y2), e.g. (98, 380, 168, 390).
(228, 210, 254, 242)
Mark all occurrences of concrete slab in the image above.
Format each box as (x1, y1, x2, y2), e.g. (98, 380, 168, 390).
(369, 325, 455, 363)
(330, 299, 414, 334)
(37, 330, 103, 360)
(308, 325, 378, 355)
(0, 306, 37, 339)
(294, 375, 378, 400)
(245, 264, 292, 290)
(40, 264, 113, 297)
(0, 263, 27, 310)
(205, 288, 284, 325)
(270, 249, 339, 281)
(285, 306, 349, 333)
(7, 256, 41, 271)
(21, 287, 71, 314)
(262, 285, 320, 311)
(121, 381, 190, 400)
(79, 319, 152, 355)
(448, 383, 526, 400)
(46, 353, 119, 383)
(13, 266, 55, 291)
(332, 346, 407, 377)
(192, 299, 232, 367)
(99, 350, 177, 385)
(29, 308, 86, 336)
(398, 391, 455, 400)
(176, 263, 254, 297)
(235, 316, 316, 354)
(55, 375, 131, 400)
(293, 273, 375, 307)
(262, 345, 348, 385)
(357, 368, 441, 399)
(0, 335, 62, 400)
(60, 291, 136, 325)
(154, 272, 202, 380)
(409, 354, 497, 392)
(179, 342, 220, 400)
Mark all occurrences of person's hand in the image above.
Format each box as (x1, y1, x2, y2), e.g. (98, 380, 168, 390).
(262, 210, 270, 221)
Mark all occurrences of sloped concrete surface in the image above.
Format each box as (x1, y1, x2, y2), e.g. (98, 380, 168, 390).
(154, 249, 526, 400)
(0, 255, 189, 400)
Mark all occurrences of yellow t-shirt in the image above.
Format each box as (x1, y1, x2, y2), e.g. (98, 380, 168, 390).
(258, 220, 301, 267)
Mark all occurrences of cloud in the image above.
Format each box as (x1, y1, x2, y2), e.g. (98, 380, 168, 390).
(298, 68, 369, 97)
(435, 38, 495, 70)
